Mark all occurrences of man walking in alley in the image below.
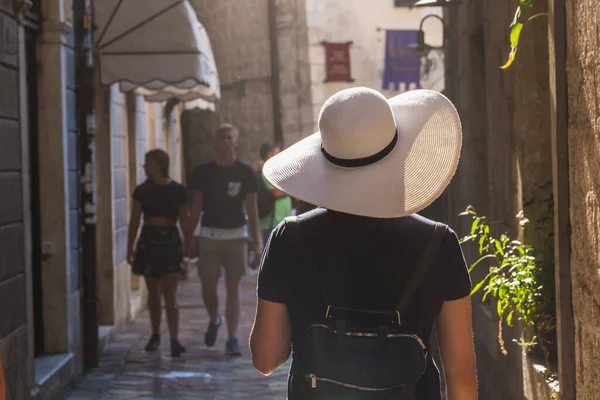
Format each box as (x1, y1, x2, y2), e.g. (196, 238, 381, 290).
(189, 123, 262, 356)
(256, 143, 293, 244)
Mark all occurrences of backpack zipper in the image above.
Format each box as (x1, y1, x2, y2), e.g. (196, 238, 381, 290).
(307, 374, 406, 391)
(307, 324, 426, 350)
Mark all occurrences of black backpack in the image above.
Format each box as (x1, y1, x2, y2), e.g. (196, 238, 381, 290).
(285, 217, 447, 399)
(256, 170, 275, 219)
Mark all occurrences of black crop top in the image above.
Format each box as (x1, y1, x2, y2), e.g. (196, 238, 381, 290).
(132, 180, 188, 222)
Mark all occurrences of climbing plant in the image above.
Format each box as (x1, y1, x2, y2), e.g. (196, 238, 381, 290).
(501, 0, 548, 69)
(459, 205, 556, 367)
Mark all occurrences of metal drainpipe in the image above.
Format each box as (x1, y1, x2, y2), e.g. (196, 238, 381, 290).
(268, 0, 283, 147)
(550, 0, 575, 398)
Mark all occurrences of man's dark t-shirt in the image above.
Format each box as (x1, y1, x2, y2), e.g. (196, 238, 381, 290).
(190, 160, 258, 229)
(257, 208, 471, 400)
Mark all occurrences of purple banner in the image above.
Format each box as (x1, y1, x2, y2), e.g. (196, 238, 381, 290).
(382, 30, 421, 91)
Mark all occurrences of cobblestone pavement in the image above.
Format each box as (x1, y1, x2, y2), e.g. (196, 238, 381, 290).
(65, 272, 289, 399)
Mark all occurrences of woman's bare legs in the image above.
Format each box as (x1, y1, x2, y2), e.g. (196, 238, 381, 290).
(145, 277, 162, 334)
(144, 277, 163, 351)
(161, 273, 181, 340)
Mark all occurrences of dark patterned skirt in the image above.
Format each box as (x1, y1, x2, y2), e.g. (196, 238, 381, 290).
(133, 226, 183, 279)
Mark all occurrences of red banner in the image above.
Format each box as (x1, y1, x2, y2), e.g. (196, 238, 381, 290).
(324, 42, 353, 82)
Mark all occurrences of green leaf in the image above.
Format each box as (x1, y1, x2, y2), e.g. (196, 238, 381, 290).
(494, 240, 504, 256)
(479, 236, 486, 254)
(471, 272, 493, 296)
(520, 0, 535, 8)
(507, 310, 514, 326)
(497, 297, 505, 317)
(470, 218, 481, 235)
(510, 22, 524, 48)
(501, 7, 548, 69)
(468, 254, 497, 273)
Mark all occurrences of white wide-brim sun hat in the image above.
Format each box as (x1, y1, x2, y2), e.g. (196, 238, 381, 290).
(263, 87, 462, 218)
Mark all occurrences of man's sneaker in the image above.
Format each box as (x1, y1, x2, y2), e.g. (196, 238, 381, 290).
(226, 337, 242, 356)
(204, 314, 223, 347)
(145, 334, 160, 352)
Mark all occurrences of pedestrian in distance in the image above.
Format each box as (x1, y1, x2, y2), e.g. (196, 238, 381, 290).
(256, 142, 293, 245)
(189, 123, 262, 356)
(126, 149, 192, 357)
(250, 87, 478, 399)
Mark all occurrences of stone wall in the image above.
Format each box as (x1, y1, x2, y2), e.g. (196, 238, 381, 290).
(445, 0, 554, 398)
(564, 0, 600, 398)
(0, 3, 29, 398)
(183, 0, 313, 174)
(274, 0, 314, 146)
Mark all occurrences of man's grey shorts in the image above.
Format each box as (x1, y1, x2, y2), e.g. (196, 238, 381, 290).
(197, 237, 247, 279)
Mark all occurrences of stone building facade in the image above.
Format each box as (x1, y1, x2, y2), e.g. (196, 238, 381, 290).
(560, 0, 600, 398)
(445, 0, 600, 399)
(444, 0, 557, 398)
(0, 0, 85, 397)
(183, 0, 314, 171)
(305, 0, 444, 130)
(0, 1, 188, 398)
(182, 0, 446, 171)
(0, 1, 31, 399)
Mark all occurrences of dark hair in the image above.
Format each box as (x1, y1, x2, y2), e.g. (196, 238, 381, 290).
(260, 143, 275, 161)
(146, 149, 170, 177)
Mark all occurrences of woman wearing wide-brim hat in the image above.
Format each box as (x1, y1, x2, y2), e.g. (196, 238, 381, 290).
(250, 87, 477, 399)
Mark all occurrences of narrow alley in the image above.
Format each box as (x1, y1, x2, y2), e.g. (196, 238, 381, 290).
(64, 274, 288, 399)
(2, 0, 598, 399)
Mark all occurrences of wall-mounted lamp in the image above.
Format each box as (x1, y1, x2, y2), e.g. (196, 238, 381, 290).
(406, 14, 445, 58)
(412, 0, 462, 7)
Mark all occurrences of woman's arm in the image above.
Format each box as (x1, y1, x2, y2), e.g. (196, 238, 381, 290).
(178, 203, 192, 251)
(249, 299, 292, 375)
(245, 192, 263, 250)
(436, 296, 478, 400)
(126, 199, 142, 264)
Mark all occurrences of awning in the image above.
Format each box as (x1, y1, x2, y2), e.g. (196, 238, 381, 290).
(118, 24, 220, 104)
(94, 0, 219, 103)
(183, 98, 216, 112)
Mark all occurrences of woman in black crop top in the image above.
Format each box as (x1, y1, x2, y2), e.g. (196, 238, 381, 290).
(127, 149, 192, 357)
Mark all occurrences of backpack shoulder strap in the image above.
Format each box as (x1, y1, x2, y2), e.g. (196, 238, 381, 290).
(284, 216, 330, 305)
(395, 222, 447, 314)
